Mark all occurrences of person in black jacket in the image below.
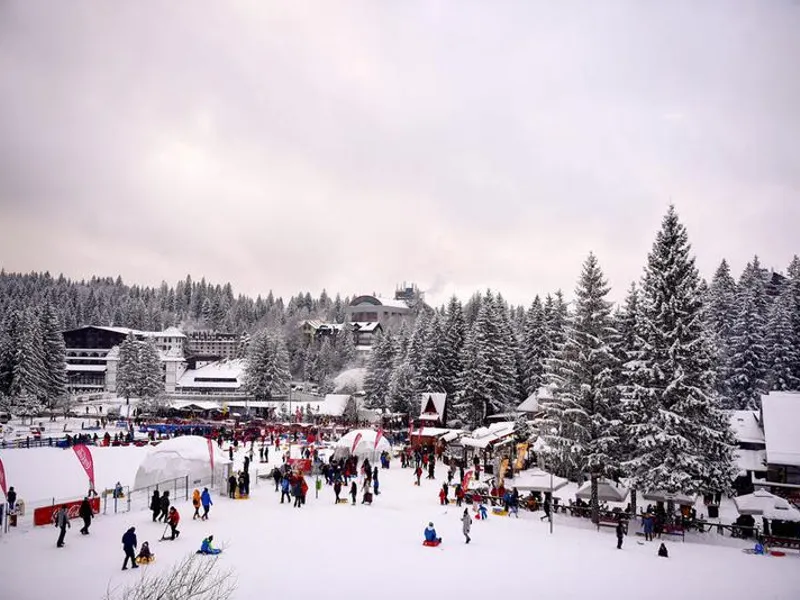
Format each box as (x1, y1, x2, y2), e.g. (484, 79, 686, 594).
(616, 520, 625, 549)
(159, 491, 170, 522)
(6, 487, 16, 509)
(122, 527, 138, 570)
(78, 497, 93, 534)
(150, 490, 160, 522)
(228, 475, 237, 499)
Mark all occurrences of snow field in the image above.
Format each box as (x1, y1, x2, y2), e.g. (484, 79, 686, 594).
(0, 447, 799, 600)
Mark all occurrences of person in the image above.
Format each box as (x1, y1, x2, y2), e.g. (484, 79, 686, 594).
(201, 488, 212, 520)
(280, 476, 291, 504)
(150, 490, 161, 522)
(198, 535, 222, 555)
(272, 467, 282, 492)
(54, 505, 70, 548)
(167, 507, 180, 540)
(643, 512, 654, 542)
(362, 486, 373, 505)
(137, 541, 154, 563)
(192, 489, 201, 520)
(616, 520, 625, 550)
(228, 474, 238, 499)
(159, 491, 170, 522)
(439, 485, 447, 506)
(540, 498, 551, 521)
(113, 482, 123, 499)
(350, 481, 357, 505)
(462, 509, 472, 544)
(478, 504, 488, 520)
(292, 478, 303, 508)
(455, 484, 464, 507)
(7, 486, 17, 510)
(78, 497, 93, 535)
(373, 467, 379, 495)
(228, 446, 234, 462)
(424, 522, 441, 544)
(122, 526, 138, 570)
(334, 480, 342, 503)
(414, 465, 422, 486)
(658, 542, 669, 558)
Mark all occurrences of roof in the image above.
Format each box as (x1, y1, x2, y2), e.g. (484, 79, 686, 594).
(319, 394, 352, 417)
(460, 421, 516, 449)
(734, 449, 767, 475)
(66, 364, 107, 372)
(351, 322, 381, 332)
(177, 359, 246, 389)
(517, 393, 539, 413)
(63, 325, 186, 338)
(728, 410, 765, 445)
(761, 391, 800, 467)
(419, 392, 446, 418)
(348, 295, 410, 310)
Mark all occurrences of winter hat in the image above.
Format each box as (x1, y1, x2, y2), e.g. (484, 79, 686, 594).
(428, 522, 433, 527)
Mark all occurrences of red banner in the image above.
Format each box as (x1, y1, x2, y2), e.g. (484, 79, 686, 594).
(287, 458, 312, 473)
(462, 469, 473, 491)
(351, 433, 363, 454)
(0, 458, 7, 498)
(207, 438, 215, 472)
(72, 445, 95, 487)
(34, 497, 100, 527)
(374, 427, 384, 449)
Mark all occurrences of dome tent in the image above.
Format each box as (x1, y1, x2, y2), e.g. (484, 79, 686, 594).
(133, 435, 231, 491)
(334, 429, 391, 458)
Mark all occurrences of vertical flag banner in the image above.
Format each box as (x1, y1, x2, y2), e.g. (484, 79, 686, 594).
(462, 469, 473, 491)
(351, 433, 363, 455)
(0, 457, 7, 498)
(72, 444, 95, 488)
(207, 438, 215, 471)
(374, 427, 384, 449)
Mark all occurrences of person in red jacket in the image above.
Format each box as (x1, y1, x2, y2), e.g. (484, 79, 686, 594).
(167, 507, 180, 540)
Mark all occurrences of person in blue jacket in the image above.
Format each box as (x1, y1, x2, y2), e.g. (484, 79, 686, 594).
(280, 476, 291, 504)
(198, 535, 222, 555)
(200, 488, 212, 521)
(424, 522, 441, 544)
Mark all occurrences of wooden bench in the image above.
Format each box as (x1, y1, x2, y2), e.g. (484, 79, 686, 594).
(662, 524, 685, 541)
(764, 536, 800, 551)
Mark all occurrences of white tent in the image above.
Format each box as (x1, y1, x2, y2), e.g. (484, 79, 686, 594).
(642, 490, 696, 506)
(133, 435, 231, 491)
(733, 490, 800, 521)
(576, 479, 629, 502)
(334, 429, 391, 458)
(506, 468, 568, 492)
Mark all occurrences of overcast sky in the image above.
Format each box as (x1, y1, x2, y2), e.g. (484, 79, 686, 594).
(1, 1, 798, 307)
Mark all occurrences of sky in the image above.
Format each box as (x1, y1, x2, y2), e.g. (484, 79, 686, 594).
(1, 1, 798, 307)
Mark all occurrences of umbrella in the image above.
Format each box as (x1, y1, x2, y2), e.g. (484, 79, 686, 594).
(506, 468, 568, 492)
(733, 490, 800, 522)
(642, 490, 696, 506)
(576, 479, 629, 503)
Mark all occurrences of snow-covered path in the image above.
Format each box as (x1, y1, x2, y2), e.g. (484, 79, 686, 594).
(0, 447, 798, 600)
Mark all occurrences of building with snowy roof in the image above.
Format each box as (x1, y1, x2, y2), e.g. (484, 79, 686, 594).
(760, 391, 800, 486)
(416, 392, 446, 427)
(345, 295, 411, 326)
(175, 359, 247, 395)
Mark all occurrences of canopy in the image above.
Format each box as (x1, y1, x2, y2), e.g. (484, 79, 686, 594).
(133, 435, 231, 491)
(733, 490, 800, 521)
(506, 468, 568, 492)
(576, 479, 629, 503)
(334, 429, 391, 458)
(642, 490, 696, 506)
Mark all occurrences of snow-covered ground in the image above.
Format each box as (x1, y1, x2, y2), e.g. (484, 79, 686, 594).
(1, 447, 799, 600)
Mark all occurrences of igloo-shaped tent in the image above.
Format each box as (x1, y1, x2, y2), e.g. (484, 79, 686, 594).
(334, 429, 392, 458)
(133, 435, 231, 491)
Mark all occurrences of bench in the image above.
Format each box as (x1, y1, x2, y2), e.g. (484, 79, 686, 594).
(662, 525, 685, 541)
(597, 519, 627, 534)
(764, 536, 800, 551)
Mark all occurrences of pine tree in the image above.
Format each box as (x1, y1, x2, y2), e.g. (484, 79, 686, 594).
(243, 330, 291, 401)
(0, 310, 21, 396)
(137, 339, 163, 400)
(417, 312, 449, 396)
(40, 304, 67, 409)
(388, 323, 416, 416)
(536, 254, 621, 523)
(728, 259, 769, 410)
(116, 333, 140, 402)
(706, 260, 738, 403)
(521, 296, 548, 397)
(623, 207, 736, 497)
(442, 296, 466, 396)
(452, 327, 491, 428)
(10, 309, 48, 418)
(786, 256, 800, 383)
(336, 325, 356, 369)
(765, 285, 799, 390)
(363, 330, 396, 410)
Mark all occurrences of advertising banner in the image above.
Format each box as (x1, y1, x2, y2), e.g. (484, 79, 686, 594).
(34, 497, 100, 527)
(72, 445, 95, 487)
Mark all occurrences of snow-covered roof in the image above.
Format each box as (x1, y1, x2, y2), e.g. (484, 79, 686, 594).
(66, 364, 107, 372)
(761, 391, 800, 467)
(133, 435, 230, 490)
(177, 359, 246, 389)
(319, 394, 352, 417)
(169, 400, 222, 411)
(734, 449, 767, 475)
(460, 422, 517, 449)
(419, 392, 446, 418)
(91, 325, 186, 338)
(349, 295, 409, 310)
(506, 468, 568, 492)
(576, 479, 629, 502)
(517, 393, 539, 413)
(728, 410, 765, 445)
(351, 321, 381, 332)
(733, 490, 800, 521)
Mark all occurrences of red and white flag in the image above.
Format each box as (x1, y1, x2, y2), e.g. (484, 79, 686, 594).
(207, 438, 215, 471)
(0, 457, 7, 498)
(72, 444, 95, 488)
(351, 433, 363, 454)
(374, 427, 384, 449)
(461, 469, 473, 491)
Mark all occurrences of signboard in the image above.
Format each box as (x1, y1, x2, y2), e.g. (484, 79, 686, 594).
(287, 458, 312, 474)
(33, 497, 100, 527)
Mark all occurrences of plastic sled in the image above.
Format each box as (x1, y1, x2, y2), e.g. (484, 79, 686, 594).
(770, 551, 786, 557)
(423, 539, 442, 547)
(492, 508, 508, 516)
(336, 498, 349, 504)
(234, 492, 249, 500)
(136, 556, 155, 565)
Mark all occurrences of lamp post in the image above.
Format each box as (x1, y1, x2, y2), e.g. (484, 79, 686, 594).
(549, 468, 554, 534)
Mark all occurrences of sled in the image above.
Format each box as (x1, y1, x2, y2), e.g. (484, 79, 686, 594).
(492, 508, 508, 516)
(136, 556, 155, 565)
(423, 539, 442, 547)
(234, 492, 249, 500)
(336, 498, 349, 504)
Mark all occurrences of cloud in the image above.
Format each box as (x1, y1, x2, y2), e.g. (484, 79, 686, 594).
(0, 1, 798, 307)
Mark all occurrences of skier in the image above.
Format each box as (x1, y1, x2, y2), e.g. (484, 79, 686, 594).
(333, 480, 342, 503)
(121, 526, 138, 570)
(192, 489, 201, 520)
(78, 496, 93, 534)
(166, 507, 180, 540)
(658, 543, 669, 558)
(201, 488, 213, 520)
(150, 490, 161, 522)
(462, 508, 472, 544)
(350, 481, 357, 505)
(198, 535, 222, 555)
(616, 520, 625, 549)
(54, 505, 70, 548)
(159, 491, 170, 522)
(423, 522, 441, 545)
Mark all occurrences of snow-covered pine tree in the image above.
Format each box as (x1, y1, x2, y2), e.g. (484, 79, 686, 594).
(728, 258, 769, 410)
(336, 324, 356, 369)
(388, 322, 416, 417)
(786, 256, 800, 383)
(705, 260, 738, 404)
(406, 309, 432, 387)
(536, 253, 621, 523)
(442, 296, 466, 396)
(623, 206, 736, 498)
(417, 312, 449, 395)
(316, 337, 334, 387)
(453, 326, 491, 428)
(765, 284, 799, 391)
(0, 310, 21, 396)
(521, 296, 548, 397)
(116, 333, 140, 402)
(40, 304, 67, 409)
(137, 339, 163, 400)
(10, 309, 48, 418)
(545, 291, 569, 360)
(363, 330, 395, 410)
(243, 330, 291, 401)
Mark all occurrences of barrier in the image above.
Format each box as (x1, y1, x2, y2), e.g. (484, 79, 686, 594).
(34, 497, 100, 526)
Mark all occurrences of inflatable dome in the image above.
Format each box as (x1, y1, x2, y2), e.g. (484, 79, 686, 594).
(334, 429, 391, 458)
(133, 436, 231, 490)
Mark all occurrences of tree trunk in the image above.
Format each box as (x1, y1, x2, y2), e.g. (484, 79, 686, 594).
(590, 473, 599, 524)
